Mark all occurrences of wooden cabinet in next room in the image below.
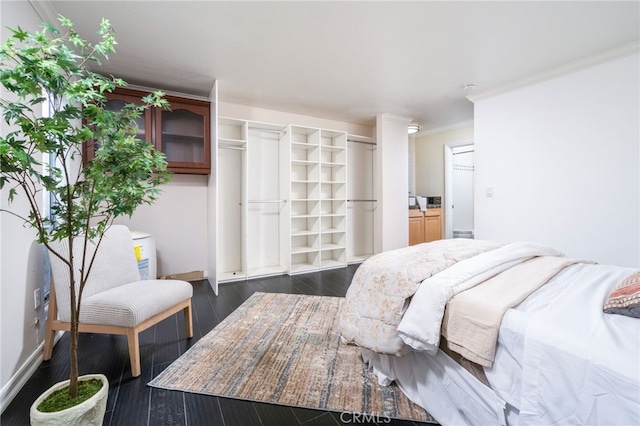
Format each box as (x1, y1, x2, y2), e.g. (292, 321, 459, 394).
(424, 208, 442, 242)
(408, 208, 441, 245)
(409, 209, 426, 246)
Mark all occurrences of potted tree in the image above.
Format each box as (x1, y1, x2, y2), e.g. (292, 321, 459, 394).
(0, 16, 170, 424)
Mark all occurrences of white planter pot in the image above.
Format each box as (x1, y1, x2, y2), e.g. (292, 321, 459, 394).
(30, 373, 109, 426)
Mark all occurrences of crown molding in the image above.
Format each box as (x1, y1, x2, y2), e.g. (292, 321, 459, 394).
(378, 113, 413, 125)
(467, 41, 640, 103)
(419, 119, 474, 137)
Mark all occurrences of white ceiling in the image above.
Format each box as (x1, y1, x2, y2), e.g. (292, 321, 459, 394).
(43, 1, 639, 131)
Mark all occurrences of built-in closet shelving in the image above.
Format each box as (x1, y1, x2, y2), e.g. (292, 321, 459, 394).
(216, 118, 287, 284)
(286, 126, 348, 274)
(287, 126, 321, 274)
(319, 130, 348, 270)
(346, 135, 376, 263)
(216, 119, 376, 283)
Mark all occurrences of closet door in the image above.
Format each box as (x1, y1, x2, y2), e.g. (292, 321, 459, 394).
(246, 124, 287, 277)
(217, 118, 247, 282)
(347, 135, 377, 263)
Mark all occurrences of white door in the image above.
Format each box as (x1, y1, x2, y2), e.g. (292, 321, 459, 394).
(444, 141, 474, 239)
(451, 146, 474, 238)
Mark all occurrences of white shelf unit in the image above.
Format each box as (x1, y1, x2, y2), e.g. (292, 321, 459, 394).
(319, 130, 347, 270)
(347, 134, 377, 264)
(216, 118, 288, 284)
(286, 126, 322, 274)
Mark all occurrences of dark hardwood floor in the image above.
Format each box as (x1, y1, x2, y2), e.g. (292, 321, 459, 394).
(2, 265, 433, 426)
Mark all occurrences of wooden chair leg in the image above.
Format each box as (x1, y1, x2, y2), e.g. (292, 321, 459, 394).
(43, 281, 58, 360)
(184, 301, 193, 338)
(43, 326, 56, 360)
(127, 329, 141, 377)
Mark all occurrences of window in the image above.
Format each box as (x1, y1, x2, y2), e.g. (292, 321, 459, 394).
(41, 91, 55, 302)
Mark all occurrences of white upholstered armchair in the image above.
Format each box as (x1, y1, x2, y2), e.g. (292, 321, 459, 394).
(43, 225, 193, 377)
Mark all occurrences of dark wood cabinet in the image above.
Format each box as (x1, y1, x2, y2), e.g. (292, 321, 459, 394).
(156, 95, 210, 174)
(84, 87, 211, 174)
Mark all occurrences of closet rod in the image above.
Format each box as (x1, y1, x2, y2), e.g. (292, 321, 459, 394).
(347, 139, 377, 146)
(249, 127, 287, 135)
(347, 199, 378, 202)
(218, 145, 246, 151)
(247, 199, 287, 204)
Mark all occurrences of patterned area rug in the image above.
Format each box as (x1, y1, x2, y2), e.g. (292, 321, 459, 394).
(149, 292, 434, 423)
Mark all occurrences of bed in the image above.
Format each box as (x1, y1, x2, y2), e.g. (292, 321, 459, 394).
(338, 239, 640, 425)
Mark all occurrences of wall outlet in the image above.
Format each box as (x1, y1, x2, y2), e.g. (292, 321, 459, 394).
(34, 288, 41, 310)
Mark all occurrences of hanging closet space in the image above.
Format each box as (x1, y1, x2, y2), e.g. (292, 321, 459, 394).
(347, 135, 376, 263)
(216, 118, 287, 283)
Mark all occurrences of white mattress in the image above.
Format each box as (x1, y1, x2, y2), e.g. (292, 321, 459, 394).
(365, 263, 640, 425)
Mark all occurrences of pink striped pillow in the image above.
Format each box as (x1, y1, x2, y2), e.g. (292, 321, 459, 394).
(603, 271, 640, 318)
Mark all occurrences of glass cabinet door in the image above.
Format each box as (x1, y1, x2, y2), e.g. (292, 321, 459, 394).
(156, 98, 211, 174)
(83, 89, 153, 164)
(106, 99, 149, 143)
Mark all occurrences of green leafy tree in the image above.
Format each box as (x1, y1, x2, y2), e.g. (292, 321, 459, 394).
(0, 16, 171, 401)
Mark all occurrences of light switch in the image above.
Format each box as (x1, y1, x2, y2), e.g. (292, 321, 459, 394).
(34, 288, 41, 309)
(486, 187, 494, 197)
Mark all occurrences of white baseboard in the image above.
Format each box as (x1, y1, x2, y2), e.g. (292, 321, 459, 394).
(0, 332, 62, 414)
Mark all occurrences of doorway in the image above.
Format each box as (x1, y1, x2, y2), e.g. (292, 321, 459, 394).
(444, 140, 474, 239)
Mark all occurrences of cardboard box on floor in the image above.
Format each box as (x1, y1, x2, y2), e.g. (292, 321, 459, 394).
(161, 270, 204, 281)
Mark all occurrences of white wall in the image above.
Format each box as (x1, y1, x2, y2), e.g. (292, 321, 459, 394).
(376, 113, 412, 251)
(0, 0, 49, 408)
(114, 174, 209, 277)
(473, 52, 640, 267)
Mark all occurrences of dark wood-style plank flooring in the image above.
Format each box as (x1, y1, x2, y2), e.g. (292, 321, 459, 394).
(2, 265, 435, 426)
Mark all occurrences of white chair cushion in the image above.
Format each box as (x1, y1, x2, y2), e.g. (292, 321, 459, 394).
(49, 225, 142, 320)
(79, 279, 193, 327)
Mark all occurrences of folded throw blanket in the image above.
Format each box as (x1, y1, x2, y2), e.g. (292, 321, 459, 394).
(442, 256, 590, 367)
(397, 242, 564, 355)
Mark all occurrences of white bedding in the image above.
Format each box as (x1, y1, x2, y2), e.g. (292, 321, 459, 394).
(514, 263, 640, 424)
(367, 262, 640, 425)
